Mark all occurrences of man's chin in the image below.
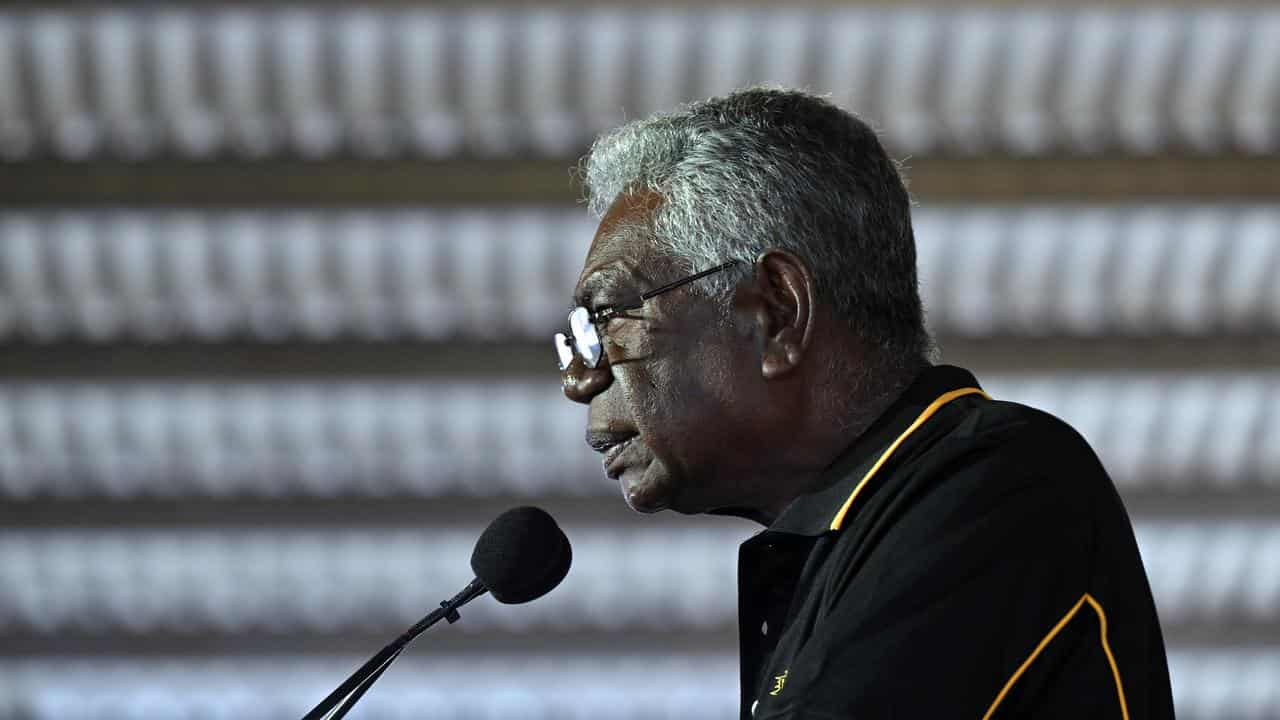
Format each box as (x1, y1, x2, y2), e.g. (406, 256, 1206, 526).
(619, 465, 672, 514)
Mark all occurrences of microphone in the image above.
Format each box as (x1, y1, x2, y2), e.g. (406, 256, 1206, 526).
(471, 505, 573, 603)
(301, 506, 572, 720)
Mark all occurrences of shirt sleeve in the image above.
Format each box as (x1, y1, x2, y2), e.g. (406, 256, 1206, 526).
(758, 433, 1133, 719)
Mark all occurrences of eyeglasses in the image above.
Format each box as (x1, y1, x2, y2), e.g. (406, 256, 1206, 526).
(555, 260, 740, 370)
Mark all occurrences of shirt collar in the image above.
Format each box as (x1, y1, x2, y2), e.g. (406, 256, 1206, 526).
(766, 364, 982, 537)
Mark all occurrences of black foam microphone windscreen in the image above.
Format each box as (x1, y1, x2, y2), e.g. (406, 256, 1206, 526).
(469, 506, 572, 604)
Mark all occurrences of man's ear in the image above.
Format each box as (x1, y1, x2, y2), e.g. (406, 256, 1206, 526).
(742, 249, 815, 380)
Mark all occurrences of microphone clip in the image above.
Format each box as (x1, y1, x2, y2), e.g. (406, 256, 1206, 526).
(439, 600, 462, 624)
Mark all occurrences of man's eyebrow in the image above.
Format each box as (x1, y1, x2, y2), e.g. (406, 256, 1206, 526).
(574, 268, 632, 305)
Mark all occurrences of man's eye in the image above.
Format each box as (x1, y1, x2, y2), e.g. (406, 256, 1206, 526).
(591, 301, 624, 318)
(578, 295, 606, 311)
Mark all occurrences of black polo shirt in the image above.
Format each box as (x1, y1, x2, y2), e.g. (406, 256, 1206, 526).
(738, 365, 1175, 719)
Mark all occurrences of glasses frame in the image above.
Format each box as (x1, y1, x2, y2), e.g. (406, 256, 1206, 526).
(556, 259, 740, 370)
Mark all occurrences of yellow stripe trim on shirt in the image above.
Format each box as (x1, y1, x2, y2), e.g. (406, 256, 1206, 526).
(981, 592, 1130, 720)
(828, 386, 988, 531)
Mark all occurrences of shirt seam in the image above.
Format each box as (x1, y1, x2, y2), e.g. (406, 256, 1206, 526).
(980, 591, 1130, 720)
(828, 386, 990, 531)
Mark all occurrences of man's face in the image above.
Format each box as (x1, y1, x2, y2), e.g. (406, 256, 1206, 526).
(563, 193, 756, 514)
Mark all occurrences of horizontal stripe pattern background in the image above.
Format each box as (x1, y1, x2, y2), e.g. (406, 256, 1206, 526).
(0, 373, 1276, 498)
(0, 6, 1277, 160)
(3, 4, 1276, 719)
(0, 651, 1276, 720)
(0, 206, 1276, 342)
(0, 522, 1274, 634)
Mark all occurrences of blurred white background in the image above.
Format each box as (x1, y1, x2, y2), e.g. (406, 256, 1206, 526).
(1, 3, 1278, 719)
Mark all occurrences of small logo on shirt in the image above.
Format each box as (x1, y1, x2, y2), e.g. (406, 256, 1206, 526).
(769, 669, 789, 696)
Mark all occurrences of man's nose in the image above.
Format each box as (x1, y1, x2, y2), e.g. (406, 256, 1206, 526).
(562, 355, 612, 404)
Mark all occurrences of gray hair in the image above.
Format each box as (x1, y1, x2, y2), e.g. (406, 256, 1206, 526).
(581, 87, 933, 369)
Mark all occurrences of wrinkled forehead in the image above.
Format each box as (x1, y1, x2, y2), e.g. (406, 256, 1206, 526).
(575, 191, 665, 293)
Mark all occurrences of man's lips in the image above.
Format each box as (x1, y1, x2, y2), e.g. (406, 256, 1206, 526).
(602, 437, 637, 478)
(585, 429, 638, 478)
(585, 429, 637, 454)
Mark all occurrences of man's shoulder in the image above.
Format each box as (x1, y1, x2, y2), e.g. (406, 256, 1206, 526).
(968, 395, 1099, 456)
(851, 393, 1118, 567)
(924, 393, 1114, 501)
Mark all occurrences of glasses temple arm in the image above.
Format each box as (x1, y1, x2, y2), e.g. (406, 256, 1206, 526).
(594, 260, 741, 322)
(637, 260, 740, 302)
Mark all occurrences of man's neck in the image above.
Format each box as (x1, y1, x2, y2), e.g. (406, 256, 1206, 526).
(717, 363, 921, 527)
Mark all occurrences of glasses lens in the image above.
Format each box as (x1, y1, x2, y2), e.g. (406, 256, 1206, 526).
(554, 332, 574, 371)
(568, 307, 602, 368)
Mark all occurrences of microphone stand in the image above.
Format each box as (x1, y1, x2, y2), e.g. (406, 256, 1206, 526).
(301, 578, 488, 720)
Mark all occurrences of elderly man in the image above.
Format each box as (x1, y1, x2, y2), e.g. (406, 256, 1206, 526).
(556, 88, 1174, 719)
